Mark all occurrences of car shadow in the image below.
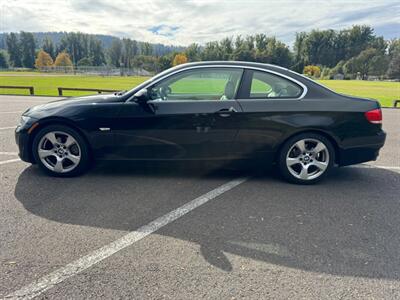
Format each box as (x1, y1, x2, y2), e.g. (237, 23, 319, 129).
(14, 162, 400, 280)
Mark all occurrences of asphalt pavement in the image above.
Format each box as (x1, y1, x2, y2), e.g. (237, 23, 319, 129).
(0, 95, 399, 299)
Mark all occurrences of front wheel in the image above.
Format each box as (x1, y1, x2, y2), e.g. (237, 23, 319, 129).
(278, 133, 335, 184)
(32, 125, 90, 177)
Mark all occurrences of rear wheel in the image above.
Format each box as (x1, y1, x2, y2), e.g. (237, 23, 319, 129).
(278, 133, 335, 184)
(32, 125, 90, 177)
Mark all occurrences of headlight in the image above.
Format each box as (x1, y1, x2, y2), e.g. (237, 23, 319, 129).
(19, 115, 33, 127)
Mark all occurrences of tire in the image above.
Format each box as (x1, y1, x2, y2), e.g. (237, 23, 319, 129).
(32, 124, 90, 177)
(278, 133, 335, 184)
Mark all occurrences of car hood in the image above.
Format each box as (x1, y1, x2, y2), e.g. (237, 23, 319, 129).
(24, 94, 122, 116)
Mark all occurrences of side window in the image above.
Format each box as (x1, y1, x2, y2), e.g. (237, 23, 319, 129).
(250, 71, 302, 99)
(149, 68, 243, 101)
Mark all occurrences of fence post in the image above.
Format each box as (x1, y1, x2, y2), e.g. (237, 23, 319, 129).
(394, 100, 400, 108)
(29, 87, 34, 95)
(58, 88, 63, 96)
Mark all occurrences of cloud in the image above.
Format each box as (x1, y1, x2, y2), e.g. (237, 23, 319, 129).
(148, 24, 179, 37)
(0, 0, 399, 46)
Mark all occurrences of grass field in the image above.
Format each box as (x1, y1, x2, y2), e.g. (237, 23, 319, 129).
(319, 80, 399, 107)
(0, 72, 398, 106)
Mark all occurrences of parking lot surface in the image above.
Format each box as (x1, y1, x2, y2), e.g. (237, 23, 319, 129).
(1, 95, 399, 299)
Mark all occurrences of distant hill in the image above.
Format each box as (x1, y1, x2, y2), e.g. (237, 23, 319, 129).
(0, 32, 185, 56)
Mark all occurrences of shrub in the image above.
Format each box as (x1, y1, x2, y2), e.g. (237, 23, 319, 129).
(303, 65, 321, 78)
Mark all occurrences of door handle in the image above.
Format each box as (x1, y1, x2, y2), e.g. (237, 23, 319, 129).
(217, 107, 237, 117)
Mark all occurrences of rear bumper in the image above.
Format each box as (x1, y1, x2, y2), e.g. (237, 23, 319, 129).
(338, 130, 386, 166)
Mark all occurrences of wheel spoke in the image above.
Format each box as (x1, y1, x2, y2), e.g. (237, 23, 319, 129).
(45, 132, 58, 146)
(67, 154, 80, 165)
(295, 140, 306, 152)
(53, 158, 64, 173)
(64, 135, 76, 148)
(287, 157, 301, 167)
(313, 142, 326, 154)
(298, 165, 309, 179)
(311, 160, 328, 171)
(38, 149, 55, 159)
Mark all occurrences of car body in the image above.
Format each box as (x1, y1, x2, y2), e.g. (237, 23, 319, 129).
(15, 61, 386, 183)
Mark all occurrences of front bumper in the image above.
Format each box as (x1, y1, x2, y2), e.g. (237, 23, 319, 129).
(15, 119, 38, 163)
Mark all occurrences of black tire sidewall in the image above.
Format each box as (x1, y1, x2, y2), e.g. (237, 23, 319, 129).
(278, 133, 335, 184)
(32, 125, 90, 177)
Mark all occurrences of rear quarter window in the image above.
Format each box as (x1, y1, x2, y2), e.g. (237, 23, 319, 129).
(250, 71, 303, 99)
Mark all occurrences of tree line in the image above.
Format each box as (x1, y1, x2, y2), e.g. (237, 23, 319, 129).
(0, 25, 398, 79)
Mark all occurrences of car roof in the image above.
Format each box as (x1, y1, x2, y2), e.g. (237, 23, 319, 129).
(152, 61, 297, 84)
(171, 61, 289, 72)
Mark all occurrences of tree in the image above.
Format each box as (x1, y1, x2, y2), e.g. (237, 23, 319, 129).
(54, 52, 73, 70)
(89, 37, 105, 66)
(231, 35, 253, 61)
(58, 32, 91, 65)
(388, 38, 400, 57)
(344, 48, 382, 79)
(342, 25, 375, 60)
(132, 40, 139, 56)
(264, 37, 292, 67)
(305, 29, 336, 67)
(219, 38, 233, 60)
(369, 55, 389, 77)
(108, 38, 122, 67)
(6, 32, 21, 67)
(20, 32, 36, 68)
(157, 54, 173, 71)
(255, 34, 267, 52)
(292, 25, 383, 71)
(245, 35, 255, 51)
(202, 41, 222, 60)
(172, 53, 188, 66)
(293, 32, 307, 72)
(185, 43, 201, 62)
(35, 50, 53, 69)
(387, 53, 400, 79)
(0, 50, 8, 68)
(42, 37, 55, 59)
(122, 38, 134, 68)
(141, 42, 153, 56)
(303, 65, 321, 78)
(77, 57, 93, 66)
(132, 55, 158, 72)
(328, 60, 345, 78)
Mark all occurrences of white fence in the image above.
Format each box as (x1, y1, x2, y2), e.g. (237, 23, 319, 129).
(0, 66, 155, 76)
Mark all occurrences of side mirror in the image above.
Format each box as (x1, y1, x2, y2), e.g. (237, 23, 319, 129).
(133, 88, 149, 103)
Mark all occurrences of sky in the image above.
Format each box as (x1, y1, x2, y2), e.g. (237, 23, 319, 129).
(0, 0, 399, 46)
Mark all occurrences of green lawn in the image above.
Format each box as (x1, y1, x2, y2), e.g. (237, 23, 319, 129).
(319, 80, 400, 107)
(0, 73, 398, 107)
(0, 74, 149, 97)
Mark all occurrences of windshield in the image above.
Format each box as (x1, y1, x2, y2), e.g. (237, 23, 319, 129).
(125, 65, 188, 97)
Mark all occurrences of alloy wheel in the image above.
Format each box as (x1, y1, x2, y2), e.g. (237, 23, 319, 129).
(37, 131, 81, 173)
(285, 138, 329, 181)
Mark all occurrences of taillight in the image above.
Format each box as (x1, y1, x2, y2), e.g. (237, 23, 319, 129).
(364, 108, 382, 124)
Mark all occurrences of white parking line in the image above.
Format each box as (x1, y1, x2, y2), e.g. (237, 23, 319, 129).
(5, 177, 248, 300)
(0, 151, 18, 155)
(349, 164, 400, 172)
(0, 111, 23, 114)
(0, 158, 21, 165)
(0, 126, 15, 131)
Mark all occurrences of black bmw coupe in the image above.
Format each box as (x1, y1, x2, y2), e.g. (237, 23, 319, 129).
(15, 61, 386, 184)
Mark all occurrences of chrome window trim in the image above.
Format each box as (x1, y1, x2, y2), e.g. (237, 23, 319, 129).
(142, 65, 308, 100)
(147, 99, 239, 103)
